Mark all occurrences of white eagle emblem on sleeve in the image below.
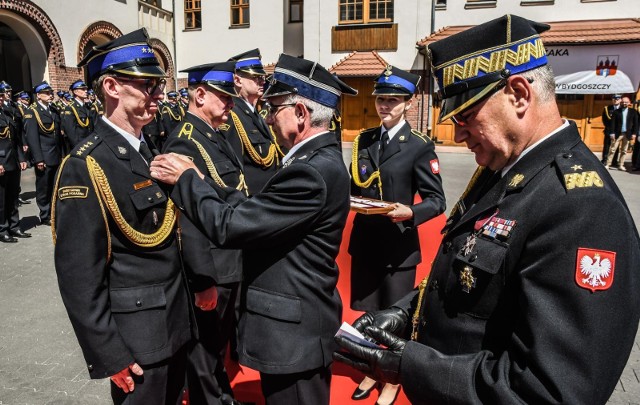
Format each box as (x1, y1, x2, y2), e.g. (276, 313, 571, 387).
(580, 253, 612, 288)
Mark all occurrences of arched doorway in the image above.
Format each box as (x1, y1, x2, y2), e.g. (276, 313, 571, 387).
(0, 1, 65, 93)
(0, 21, 31, 92)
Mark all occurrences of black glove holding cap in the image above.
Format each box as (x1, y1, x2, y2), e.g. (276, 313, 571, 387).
(352, 307, 409, 337)
(334, 326, 406, 385)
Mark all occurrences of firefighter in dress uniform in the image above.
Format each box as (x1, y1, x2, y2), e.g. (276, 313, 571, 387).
(162, 61, 248, 405)
(335, 15, 640, 405)
(52, 28, 193, 405)
(62, 80, 94, 148)
(220, 48, 282, 196)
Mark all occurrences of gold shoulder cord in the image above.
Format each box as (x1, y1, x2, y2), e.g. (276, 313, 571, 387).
(163, 106, 182, 121)
(193, 137, 249, 196)
(410, 166, 488, 340)
(86, 156, 177, 247)
(603, 106, 611, 120)
(31, 107, 55, 133)
(350, 134, 383, 200)
(230, 111, 279, 167)
(51, 155, 113, 260)
(69, 104, 90, 128)
(0, 126, 9, 139)
(178, 123, 249, 196)
(411, 277, 429, 341)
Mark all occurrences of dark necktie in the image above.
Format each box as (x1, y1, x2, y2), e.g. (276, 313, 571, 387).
(139, 142, 154, 165)
(380, 131, 390, 159)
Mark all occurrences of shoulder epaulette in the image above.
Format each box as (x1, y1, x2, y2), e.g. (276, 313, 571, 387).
(218, 123, 231, 132)
(554, 151, 605, 192)
(71, 135, 102, 159)
(411, 129, 431, 142)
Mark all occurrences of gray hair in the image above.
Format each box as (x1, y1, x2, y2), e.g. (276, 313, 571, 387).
(520, 65, 556, 104)
(284, 94, 335, 128)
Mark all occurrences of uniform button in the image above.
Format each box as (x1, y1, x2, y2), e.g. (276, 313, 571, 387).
(420, 319, 427, 327)
(136, 300, 142, 307)
(563, 152, 573, 158)
(147, 197, 154, 202)
(469, 254, 477, 262)
(87, 364, 93, 371)
(428, 280, 439, 291)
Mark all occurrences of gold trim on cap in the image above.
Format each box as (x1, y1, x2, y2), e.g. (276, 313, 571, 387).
(441, 38, 546, 88)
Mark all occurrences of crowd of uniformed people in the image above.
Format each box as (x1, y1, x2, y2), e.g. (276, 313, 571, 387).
(2, 13, 639, 405)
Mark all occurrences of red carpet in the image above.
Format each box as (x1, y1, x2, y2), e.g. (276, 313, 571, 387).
(228, 209, 447, 405)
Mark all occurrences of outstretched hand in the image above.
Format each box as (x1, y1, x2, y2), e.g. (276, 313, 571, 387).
(334, 326, 406, 385)
(150, 153, 204, 184)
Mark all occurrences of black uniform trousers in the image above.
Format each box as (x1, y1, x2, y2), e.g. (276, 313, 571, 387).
(351, 256, 416, 312)
(35, 164, 58, 222)
(111, 344, 188, 405)
(260, 366, 331, 405)
(186, 282, 238, 405)
(0, 169, 20, 235)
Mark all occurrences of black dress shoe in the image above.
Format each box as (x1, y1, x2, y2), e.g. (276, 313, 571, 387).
(10, 230, 31, 238)
(41, 219, 51, 226)
(352, 383, 377, 400)
(0, 234, 18, 243)
(18, 197, 31, 204)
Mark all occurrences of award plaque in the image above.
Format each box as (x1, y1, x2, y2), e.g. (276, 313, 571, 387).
(349, 196, 394, 215)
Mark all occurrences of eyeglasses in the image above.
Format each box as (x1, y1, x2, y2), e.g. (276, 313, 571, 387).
(239, 73, 266, 84)
(115, 76, 166, 95)
(263, 101, 297, 116)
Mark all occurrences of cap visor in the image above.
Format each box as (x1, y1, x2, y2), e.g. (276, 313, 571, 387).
(112, 65, 167, 78)
(205, 82, 237, 97)
(262, 80, 296, 99)
(438, 81, 501, 123)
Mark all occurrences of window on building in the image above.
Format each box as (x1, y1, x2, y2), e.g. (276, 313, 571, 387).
(464, 0, 497, 9)
(290, 0, 303, 23)
(339, 0, 393, 25)
(520, 0, 554, 5)
(185, 0, 201, 30)
(231, 0, 250, 27)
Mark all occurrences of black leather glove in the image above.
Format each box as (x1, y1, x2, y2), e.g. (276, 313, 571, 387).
(334, 326, 406, 385)
(352, 307, 409, 337)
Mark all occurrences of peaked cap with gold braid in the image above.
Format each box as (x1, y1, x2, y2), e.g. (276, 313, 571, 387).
(428, 14, 550, 122)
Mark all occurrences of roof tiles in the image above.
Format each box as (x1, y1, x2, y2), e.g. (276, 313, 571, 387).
(329, 51, 389, 76)
(417, 18, 640, 47)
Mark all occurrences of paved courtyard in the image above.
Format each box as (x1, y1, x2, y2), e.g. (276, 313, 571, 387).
(0, 150, 638, 404)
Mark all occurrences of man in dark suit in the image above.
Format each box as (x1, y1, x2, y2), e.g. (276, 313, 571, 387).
(163, 62, 246, 405)
(0, 98, 30, 242)
(162, 91, 184, 135)
(151, 54, 357, 405)
(221, 49, 281, 195)
(24, 81, 62, 226)
(335, 15, 640, 405)
(53, 29, 192, 405)
(601, 94, 621, 164)
(605, 95, 638, 171)
(62, 80, 94, 148)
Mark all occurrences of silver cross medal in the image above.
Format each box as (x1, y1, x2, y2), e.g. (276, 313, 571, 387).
(460, 234, 476, 256)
